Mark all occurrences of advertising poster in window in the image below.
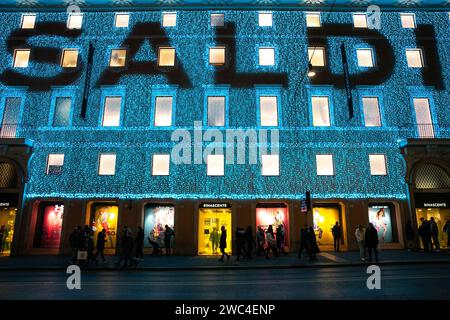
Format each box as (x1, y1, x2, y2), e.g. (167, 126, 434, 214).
(313, 207, 340, 246)
(144, 205, 175, 248)
(368, 205, 393, 243)
(40, 204, 64, 248)
(256, 206, 289, 249)
(92, 205, 118, 249)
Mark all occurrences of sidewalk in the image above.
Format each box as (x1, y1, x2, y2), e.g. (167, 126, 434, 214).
(1, 249, 450, 271)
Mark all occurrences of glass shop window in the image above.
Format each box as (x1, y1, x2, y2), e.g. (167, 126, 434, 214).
(47, 154, 64, 175)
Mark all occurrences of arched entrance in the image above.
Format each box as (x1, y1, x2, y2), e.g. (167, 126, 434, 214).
(412, 163, 450, 249)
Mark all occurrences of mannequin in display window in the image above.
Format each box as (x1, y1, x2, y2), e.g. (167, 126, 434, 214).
(209, 227, 220, 254)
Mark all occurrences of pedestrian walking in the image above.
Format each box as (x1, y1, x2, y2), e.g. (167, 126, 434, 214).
(94, 228, 107, 262)
(255, 226, 266, 257)
(86, 227, 97, 265)
(265, 225, 278, 259)
(218, 226, 230, 262)
(365, 223, 379, 263)
(276, 224, 287, 256)
(418, 218, 431, 252)
(355, 224, 366, 261)
(306, 226, 319, 261)
(164, 225, 175, 255)
(135, 226, 144, 259)
(0, 226, 5, 254)
(405, 220, 416, 251)
(443, 221, 450, 252)
(298, 225, 310, 259)
(244, 226, 256, 259)
(430, 217, 440, 252)
(331, 222, 342, 252)
(69, 226, 81, 264)
(235, 227, 245, 261)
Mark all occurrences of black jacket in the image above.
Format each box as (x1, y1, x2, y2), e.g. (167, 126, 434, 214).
(365, 228, 379, 248)
(96, 232, 106, 250)
(306, 230, 320, 254)
(219, 230, 227, 249)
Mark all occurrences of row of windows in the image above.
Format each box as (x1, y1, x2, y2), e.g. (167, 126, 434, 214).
(11, 46, 427, 69)
(0, 93, 434, 132)
(46, 152, 388, 177)
(19, 11, 450, 30)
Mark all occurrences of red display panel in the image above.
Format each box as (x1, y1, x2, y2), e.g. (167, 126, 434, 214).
(40, 204, 64, 248)
(256, 206, 289, 249)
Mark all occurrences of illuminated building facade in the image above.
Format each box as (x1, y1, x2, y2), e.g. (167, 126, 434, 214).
(0, 0, 449, 256)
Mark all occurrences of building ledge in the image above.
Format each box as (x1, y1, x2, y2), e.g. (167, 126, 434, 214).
(0, 138, 33, 148)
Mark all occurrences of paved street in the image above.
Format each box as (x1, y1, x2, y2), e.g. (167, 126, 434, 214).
(0, 263, 449, 300)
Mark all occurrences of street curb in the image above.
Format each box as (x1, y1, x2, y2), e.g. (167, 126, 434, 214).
(1, 259, 450, 272)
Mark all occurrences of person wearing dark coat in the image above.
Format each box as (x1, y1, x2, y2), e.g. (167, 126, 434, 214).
(218, 226, 230, 262)
(255, 226, 266, 257)
(94, 229, 107, 262)
(69, 226, 81, 263)
(298, 225, 310, 259)
(135, 226, 145, 259)
(120, 227, 138, 269)
(244, 226, 256, 259)
(405, 220, 416, 251)
(430, 217, 440, 252)
(86, 228, 97, 265)
(331, 222, 342, 252)
(235, 227, 246, 261)
(306, 226, 319, 261)
(164, 225, 175, 255)
(418, 218, 431, 252)
(365, 223, 379, 263)
(276, 224, 287, 256)
(443, 221, 450, 250)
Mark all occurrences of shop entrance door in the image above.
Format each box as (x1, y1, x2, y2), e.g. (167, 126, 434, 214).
(0, 207, 17, 256)
(313, 205, 344, 250)
(198, 208, 232, 255)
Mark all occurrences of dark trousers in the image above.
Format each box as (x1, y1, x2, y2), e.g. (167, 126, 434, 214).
(420, 236, 431, 252)
(136, 244, 144, 259)
(94, 248, 105, 261)
(334, 237, 340, 252)
(298, 242, 309, 259)
(246, 242, 253, 258)
(265, 244, 278, 258)
(236, 244, 242, 260)
(256, 242, 265, 256)
(367, 246, 378, 263)
(219, 247, 229, 261)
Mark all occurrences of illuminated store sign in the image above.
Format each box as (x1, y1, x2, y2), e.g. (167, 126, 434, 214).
(1, 21, 443, 91)
(200, 203, 231, 209)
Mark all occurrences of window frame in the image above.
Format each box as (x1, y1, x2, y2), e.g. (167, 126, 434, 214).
(400, 13, 416, 29)
(308, 46, 326, 67)
(210, 13, 225, 27)
(305, 12, 321, 28)
(157, 47, 176, 68)
(109, 48, 128, 68)
(256, 86, 282, 128)
(48, 88, 76, 128)
(405, 48, 424, 68)
(369, 154, 387, 176)
(152, 154, 171, 176)
(356, 48, 375, 68)
(261, 154, 280, 176)
(207, 154, 225, 176)
(60, 48, 79, 69)
(162, 12, 177, 27)
(13, 49, 31, 68)
(114, 13, 130, 28)
(316, 154, 335, 176)
(352, 13, 368, 28)
(98, 153, 117, 176)
(21, 14, 36, 29)
(46, 153, 65, 175)
(258, 11, 273, 27)
(67, 13, 83, 30)
(258, 47, 276, 67)
(150, 85, 178, 128)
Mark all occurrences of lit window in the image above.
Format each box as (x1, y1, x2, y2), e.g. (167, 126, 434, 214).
(259, 96, 278, 127)
(261, 154, 279, 176)
(154, 96, 173, 126)
(152, 154, 170, 176)
(311, 96, 331, 127)
(115, 13, 129, 28)
(316, 154, 334, 176)
(53, 97, 72, 127)
(369, 154, 387, 176)
(13, 49, 30, 68)
(211, 13, 225, 27)
(306, 12, 321, 27)
(207, 96, 225, 126)
(209, 47, 226, 66)
(162, 12, 177, 27)
(101, 97, 122, 127)
(353, 13, 368, 28)
(98, 154, 116, 176)
(258, 12, 272, 27)
(356, 49, 374, 67)
(67, 13, 83, 29)
(21, 14, 36, 29)
(0, 98, 21, 138)
(259, 47, 275, 66)
(207, 154, 224, 176)
(362, 97, 381, 127)
(308, 47, 325, 67)
(61, 49, 79, 68)
(47, 154, 64, 175)
(413, 98, 434, 138)
(109, 49, 127, 67)
(406, 49, 423, 68)
(158, 47, 175, 67)
(400, 13, 416, 28)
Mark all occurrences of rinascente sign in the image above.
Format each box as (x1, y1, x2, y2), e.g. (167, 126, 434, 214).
(200, 203, 231, 209)
(0, 193, 19, 208)
(415, 193, 449, 209)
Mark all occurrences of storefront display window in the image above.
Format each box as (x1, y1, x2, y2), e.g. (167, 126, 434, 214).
(34, 203, 64, 248)
(144, 204, 175, 248)
(198, 205, 231, 255)
(416, 208, 450, 249)
(368, 205, 394, 243)
(91, 204, 118, 250)
(0, 208, 16, 256)
(256, 204, 289, 249)
(313, 206, 341, 246)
